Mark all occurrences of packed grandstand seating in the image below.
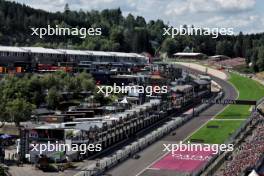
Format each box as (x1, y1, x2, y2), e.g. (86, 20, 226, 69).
(205, 57, 246, 69)
(215, 113, 264, 176)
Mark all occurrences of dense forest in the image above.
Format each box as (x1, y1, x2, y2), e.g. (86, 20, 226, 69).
(0, 0, 264, 71)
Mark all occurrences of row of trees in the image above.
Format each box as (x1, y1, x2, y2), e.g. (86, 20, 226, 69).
(0, 0, 163, 54)
(0, 0, 264, 71)
(0, 72, 95, 126)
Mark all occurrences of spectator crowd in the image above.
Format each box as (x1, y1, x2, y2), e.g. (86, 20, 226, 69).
(216, 113, 264, 176)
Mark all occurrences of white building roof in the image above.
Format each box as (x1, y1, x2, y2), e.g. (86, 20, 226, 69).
(173, 52, 204, 56)
(0, 46, 27, 53)
(35, 123, 62, 129)
(0, 45, 146, 58)
(109, 52, 145, 58)
(22, 47, 63, 54)
(210, 55, 230, 59)
(57, 49, 88, 55)
(85, 50, 113, 57)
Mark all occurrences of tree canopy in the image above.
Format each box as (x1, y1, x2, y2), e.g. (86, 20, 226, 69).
(0, 72, 95, 124)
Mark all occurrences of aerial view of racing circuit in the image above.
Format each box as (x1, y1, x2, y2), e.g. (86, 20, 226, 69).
(0, 0, 264, 176)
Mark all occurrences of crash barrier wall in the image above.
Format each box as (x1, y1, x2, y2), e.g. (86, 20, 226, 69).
(193, 95, 264, 176)
(74, 91, 224, 176)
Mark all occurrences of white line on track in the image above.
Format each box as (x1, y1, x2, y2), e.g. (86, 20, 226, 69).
(210, 119, 246, 121)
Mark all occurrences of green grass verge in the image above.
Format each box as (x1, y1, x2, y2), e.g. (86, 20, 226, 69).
(189, 120, 244, 144)
(189, 72, 264, 143)
(217, 72, 264, 119)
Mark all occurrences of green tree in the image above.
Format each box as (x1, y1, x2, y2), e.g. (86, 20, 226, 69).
(76, 72, 95, 92)
(136, 16, 146, 27)
(110, 27, 124, 51)
(125, 14, 136, 30)
(132, 27, 152, 53)
(216, 41, 233, 56)
(6, 98, 35, 126)
(28, 75, 44, 105)
(250, 48, 259, 72)
(161, 38, 179, 57)
(64, 75, 80, 92)
(64, 3, 70, 14)
(233, 40, 242, 57)
(257, 46, 264, 71)
(46, 87, 61, 109)
(41, 72, 63, 90)
(0, 102, 7, 122)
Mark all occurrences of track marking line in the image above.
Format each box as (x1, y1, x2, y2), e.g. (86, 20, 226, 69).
(147, 168, 160, 170)
(210, 119, 246, 121)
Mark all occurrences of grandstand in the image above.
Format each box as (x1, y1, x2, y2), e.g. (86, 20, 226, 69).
(215, 113, 264, 176)
(205, 57, 246, 69)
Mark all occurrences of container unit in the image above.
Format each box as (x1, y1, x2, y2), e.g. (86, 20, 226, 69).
(116, 150, 123, 162)
(130, 142, 139, 154)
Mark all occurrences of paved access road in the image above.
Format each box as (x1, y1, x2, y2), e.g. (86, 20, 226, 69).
(106, 66, 237, 176)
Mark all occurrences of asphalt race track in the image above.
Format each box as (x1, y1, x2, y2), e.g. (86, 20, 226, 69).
(106, 66, 237, 176)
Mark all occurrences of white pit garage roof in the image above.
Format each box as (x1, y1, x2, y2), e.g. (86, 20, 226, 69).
(109, 52, 145, 58)
(22, 47, 63, 54)
(0, 45, 147, 58)
(0, 46, 27, 53)
(85, 50, 113, 57)
(57, 49, 88, 55)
